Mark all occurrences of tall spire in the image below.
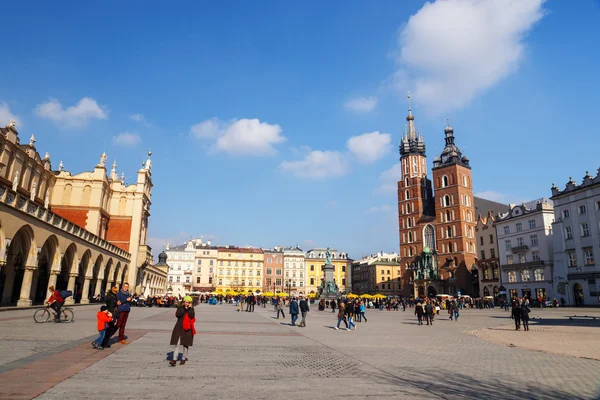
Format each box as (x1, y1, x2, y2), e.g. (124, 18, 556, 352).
(406, 92, 416, 140)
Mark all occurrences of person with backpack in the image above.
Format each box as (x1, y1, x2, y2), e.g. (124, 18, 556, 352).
(47, 286, 65, 323)
(424, 300, 434, 325)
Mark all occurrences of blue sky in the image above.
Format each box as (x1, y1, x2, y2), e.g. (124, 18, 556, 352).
(1, 0, 599, 259)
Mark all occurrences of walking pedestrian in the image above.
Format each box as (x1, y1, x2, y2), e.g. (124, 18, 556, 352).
(289, 297, 299, 326)
(512, 300, 522, 331)
(415, 302, 424, 325)
(424, 300, 434, 325)
(359, 300, 367, 322)
(521, 300, 530, 331)
(276, 298, 285, 318)
(346, 301, 356, 331)
(102, 285, 119, 348)
(334, 302, 348, 330)
(299, 295, 309, 327)
(168, 296, 196, 367)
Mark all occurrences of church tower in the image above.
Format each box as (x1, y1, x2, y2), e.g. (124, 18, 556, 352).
(397, 94, 435, 296)
(431, 121, 477, 295)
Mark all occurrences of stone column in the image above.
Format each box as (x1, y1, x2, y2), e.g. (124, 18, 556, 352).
(17, 267, 36, 307)
(105, 280, 114, 294)
(65, 273, 77, 305)
(80, 277, 92, 304)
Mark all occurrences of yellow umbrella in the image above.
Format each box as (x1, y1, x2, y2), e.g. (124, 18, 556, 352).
(276, 292, 288, 297)
(226, 290, 239, 296)
(308, 293, 317, 299)
(347, 293, 358, 299)
(373, 294, 387, 299)
(361, 294, 373, 299)
(261, 292, 274, 297)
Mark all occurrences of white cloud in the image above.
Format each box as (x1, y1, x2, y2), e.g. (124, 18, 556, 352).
(279, 150, 347, 179)
(130, 114, 152, 127)
(376, 163, 402, 193)
(190, 117, 224, 139)
(0, 102, 21, 127)
(366, 205, 393, 214)
(346, 131, 392, 164)
(392, 0, 545, 115)
(191, 118, 286, 156)
(113, 132, 141, 146)
(34, 97, 108, 127)
(344, 96, 378, 113)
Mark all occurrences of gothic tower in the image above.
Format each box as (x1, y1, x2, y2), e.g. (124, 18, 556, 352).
(397, 94, 435, 296)
(431, 121, 477, 295)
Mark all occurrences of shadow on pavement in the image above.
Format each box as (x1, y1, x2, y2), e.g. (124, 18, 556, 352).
(371, 368, 594, 400)
(488, 315, 600, 328)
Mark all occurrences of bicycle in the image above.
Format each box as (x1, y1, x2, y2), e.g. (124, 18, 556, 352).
(33, 305, 74, 323)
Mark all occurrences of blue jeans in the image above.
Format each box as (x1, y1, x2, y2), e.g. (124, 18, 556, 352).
(348, 317, 356, 330)
(95, 329, 106, 346)
(291, 314, 298, 325)
(337, 317, 348, 329)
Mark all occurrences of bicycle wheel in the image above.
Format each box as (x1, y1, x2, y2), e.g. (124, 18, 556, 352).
(61, 309, 74, 323)
(33, 308, 50, 323)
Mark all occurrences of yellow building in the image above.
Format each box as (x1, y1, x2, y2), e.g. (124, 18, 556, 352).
(351, 253, 401, 295)
(305, 248, 351, 295)
(216, 246, 264, 293)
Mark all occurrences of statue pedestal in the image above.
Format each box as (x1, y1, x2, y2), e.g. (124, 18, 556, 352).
(319, 263, 339, 300)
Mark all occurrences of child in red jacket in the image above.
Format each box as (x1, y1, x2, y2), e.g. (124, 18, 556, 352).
(93, 306, 113, 350)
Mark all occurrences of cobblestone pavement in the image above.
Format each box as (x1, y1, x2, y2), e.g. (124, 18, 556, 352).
(0, 304, 599, 399)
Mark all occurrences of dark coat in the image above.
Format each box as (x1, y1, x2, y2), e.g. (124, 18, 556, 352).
(170, 306, 195, 347)
(289, 300, 299, 315)
(299, 299, 310, 313)
(106, 291, 118, 319)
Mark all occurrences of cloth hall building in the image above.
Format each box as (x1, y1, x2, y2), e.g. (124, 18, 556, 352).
(397, 97, 479, 298)
(0, 120, 166, 307)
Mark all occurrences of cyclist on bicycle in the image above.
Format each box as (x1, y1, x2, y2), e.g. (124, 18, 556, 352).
(47, 285, 65, 323)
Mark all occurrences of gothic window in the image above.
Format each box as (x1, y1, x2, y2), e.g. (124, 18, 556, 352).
(408, 232, 413, 243)
(448, 243, 453, 253)
(442, 176, 449, 187)
(446, 210, 451, 222)
(443, 195, 450, 207)
(462, 175, 467, 186)
(423, 225, 435, 249)
(405, 190, 410, 200)
(407, 203, 411, 213)
(405, 177, 409, 187)
(447, 226, 452, 238)
(407, 218, 412, 228)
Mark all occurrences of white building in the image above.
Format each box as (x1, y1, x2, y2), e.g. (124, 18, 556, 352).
(193, 240, 217, 292)
(551, 170, 600, 306)
(282, 246, 305, 295)
(495, 199, 555, 301)
(164, 241, 196, 297)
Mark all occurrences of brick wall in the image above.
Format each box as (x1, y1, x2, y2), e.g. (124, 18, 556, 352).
(51, 208, 88, 229)
(105, 218, 132, 252)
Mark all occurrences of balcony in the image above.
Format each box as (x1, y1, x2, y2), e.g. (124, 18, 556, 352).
(501, 260, 545, 271)
(184, 270, 193, 275)
(510, 245, 529, 253)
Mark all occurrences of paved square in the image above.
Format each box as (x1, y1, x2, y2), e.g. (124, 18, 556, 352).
(1, 304, 599, 399)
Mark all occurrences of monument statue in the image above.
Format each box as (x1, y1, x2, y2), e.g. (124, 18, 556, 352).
(325, 247, 332, 265)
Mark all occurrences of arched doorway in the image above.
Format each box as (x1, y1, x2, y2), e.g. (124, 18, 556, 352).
(493, 286, 499, 297)
(33, 236, 59, 304)
(417, 286, 425, 298)
(90, 255, 103, 299)
(483, 286, 490, 297)
(58, 243, 77, 291)
(1, 226, 35, 305)
(427, 286, 437, 297)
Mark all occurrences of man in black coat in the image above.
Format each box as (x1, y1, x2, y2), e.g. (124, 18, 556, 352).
(298, 295, 310, 327)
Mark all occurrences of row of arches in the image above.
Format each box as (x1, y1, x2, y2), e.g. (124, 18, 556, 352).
(0, 222, 130, 306)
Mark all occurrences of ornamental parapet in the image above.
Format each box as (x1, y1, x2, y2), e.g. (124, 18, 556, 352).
(0, 182, 130, 260)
